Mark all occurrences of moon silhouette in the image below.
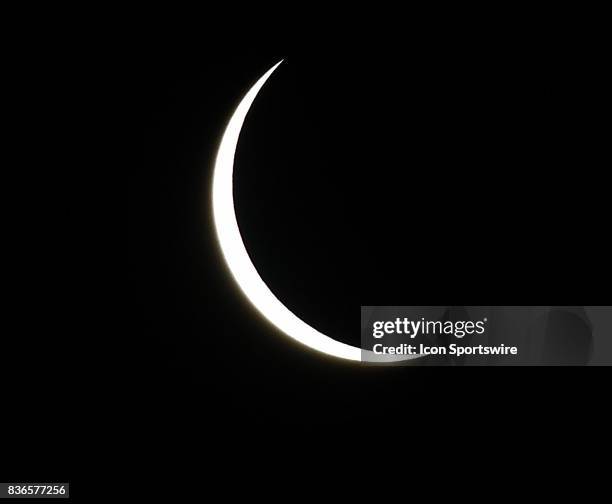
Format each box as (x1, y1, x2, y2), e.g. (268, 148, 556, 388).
(211, 60, 420, 363)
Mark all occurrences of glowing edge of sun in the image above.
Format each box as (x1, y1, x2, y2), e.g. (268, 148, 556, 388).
(212, 60, 422, 363)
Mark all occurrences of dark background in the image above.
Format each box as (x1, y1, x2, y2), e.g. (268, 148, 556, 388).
(3, 18, 608, 493)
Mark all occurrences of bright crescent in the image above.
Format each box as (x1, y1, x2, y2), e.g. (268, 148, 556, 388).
(212, 60, 421, 363)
